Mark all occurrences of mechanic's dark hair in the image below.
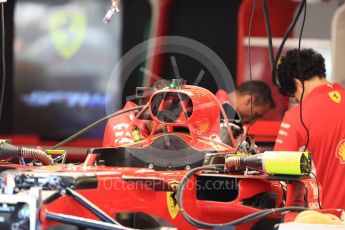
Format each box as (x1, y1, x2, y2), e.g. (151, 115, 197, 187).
(237, 80, 276, 108)
(277, 48, 326, 97)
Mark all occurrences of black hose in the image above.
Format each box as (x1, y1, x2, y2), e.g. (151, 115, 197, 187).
(234, 0, 257, 151)
(20, 147, 53, 165)
(45, 211, 131, 230)
(272, 0, 306, 87)
(47, 106, 145, 150)
(0, 142, 53, 165)
(176, 165, 309, 228)
(297, 0, 310, 153)
(262, 0, 275, 69)
(0, 4, 6, 124)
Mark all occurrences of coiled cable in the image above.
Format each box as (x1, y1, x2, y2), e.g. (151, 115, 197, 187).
(20, 147, 53, 165)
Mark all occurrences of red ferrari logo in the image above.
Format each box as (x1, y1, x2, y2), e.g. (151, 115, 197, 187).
(336, 139, 345, 163)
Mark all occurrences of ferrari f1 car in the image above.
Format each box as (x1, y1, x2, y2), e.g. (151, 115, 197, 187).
(0, 79, 341, 230)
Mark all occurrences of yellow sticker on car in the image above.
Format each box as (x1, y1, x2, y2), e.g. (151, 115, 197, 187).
(167, 183, 179, 219)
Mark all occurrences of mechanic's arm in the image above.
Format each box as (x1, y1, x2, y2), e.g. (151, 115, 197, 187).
(274, 111, 303, 151)
(274, 111, 306, 206)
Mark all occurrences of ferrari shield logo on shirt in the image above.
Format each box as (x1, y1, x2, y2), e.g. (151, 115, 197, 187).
(167, 183, 179, 219)
(328, 91, 342, 103)
(49, 9, 87, 59)
(336, 139, 345, 163)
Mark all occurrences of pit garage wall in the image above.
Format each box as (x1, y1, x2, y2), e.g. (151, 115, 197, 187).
(332, 3, 345, 86)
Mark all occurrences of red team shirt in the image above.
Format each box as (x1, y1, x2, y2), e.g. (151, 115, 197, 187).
(102, 101, 149, 147)
(274, 83, 345, 210)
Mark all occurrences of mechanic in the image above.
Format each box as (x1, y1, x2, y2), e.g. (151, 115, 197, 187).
(103, 80, 275, 147)
(274, 48, 345, 210)
(216, 80, 276, 124)
(216, 80, 275, 145)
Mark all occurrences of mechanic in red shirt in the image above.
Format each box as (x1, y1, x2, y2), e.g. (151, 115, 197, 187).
(102, 100, 148, 146)
(216, 80, 275, 124)
(274, 48, 345, 210)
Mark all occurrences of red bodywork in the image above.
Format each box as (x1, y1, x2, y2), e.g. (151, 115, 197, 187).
(0, 84, 331, 229)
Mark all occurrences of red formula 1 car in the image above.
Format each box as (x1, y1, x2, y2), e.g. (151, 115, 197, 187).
(0, 80, 340, 230)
